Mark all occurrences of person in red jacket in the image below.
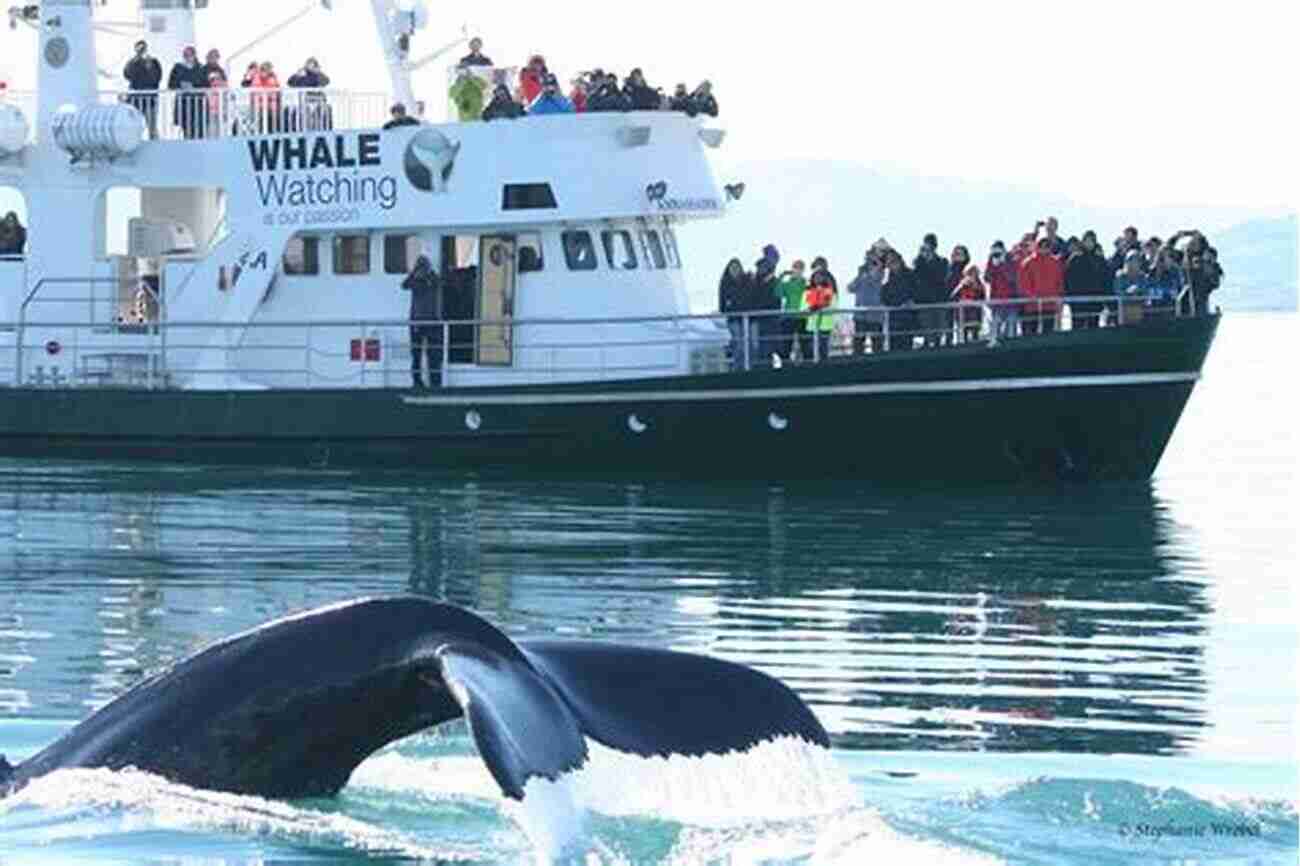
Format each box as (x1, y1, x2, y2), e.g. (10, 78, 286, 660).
(517, 55, 546, 105)
(1018, 237, 1064, 335)
(984, 241, 1020, 340)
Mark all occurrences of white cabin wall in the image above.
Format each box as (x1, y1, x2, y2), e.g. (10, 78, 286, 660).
(137, 0, 200, 69)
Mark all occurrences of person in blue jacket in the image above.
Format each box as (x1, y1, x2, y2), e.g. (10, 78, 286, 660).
(1144, 246, 1183, 315)
(527, 75, 574, 115)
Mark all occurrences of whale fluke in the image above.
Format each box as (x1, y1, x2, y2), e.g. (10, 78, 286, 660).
(3, 597, 829, 802)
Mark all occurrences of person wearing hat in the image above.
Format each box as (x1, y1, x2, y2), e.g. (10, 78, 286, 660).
(287, 56, 333, 131)
(526, 74, 575, 115)
(383, 102, 421, 130)
(124, 40, 164, 139)
(622, 68, 663, 110)
(686, 80, 718, 118)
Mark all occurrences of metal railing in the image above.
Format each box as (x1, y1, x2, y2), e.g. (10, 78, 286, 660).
(0, 293, 1203, 390)
(98, 87, 390, 141)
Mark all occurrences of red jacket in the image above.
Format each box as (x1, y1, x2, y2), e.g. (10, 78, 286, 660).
(984, 257, 1018, 301)
(518, 68, 542, 105)
(1018, 253, 1064, 314)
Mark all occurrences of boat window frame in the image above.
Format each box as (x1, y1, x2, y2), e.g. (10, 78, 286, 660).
(332, 233, 372, 276)
(282, 235, 321, 276)
(662, 227, 682, 269)
(383, 233, 421, 275)
(600, 229, 638, 271)
(561, 230, 598, 272)
(517, 232, 545, 273)
(640, 229, 668, 270)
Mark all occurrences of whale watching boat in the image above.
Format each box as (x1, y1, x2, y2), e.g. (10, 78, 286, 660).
(0, 1, 1218, 481)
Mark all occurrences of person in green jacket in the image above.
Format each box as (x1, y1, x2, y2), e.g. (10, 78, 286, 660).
(800, 270, 837, 362)
(449, 69, 486, 122)
(772, 259, 806, 361)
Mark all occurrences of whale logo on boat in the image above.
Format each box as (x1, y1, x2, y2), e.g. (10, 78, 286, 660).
(404, 129, 460, 193)
(0, 597, 828, 802)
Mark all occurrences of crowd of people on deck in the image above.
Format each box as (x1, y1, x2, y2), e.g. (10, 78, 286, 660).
(449, 38, 719, 122)
(122, 39, 335, 139)
(716, 219, 1225, 368)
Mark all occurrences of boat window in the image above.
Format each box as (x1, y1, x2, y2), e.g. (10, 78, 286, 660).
(562, 230, 597, 271)
(333, 234, 371, 275)
(601, 230, 638, 270)
(641, 230, 668, 270)
(282, 236, 320, 275)
(502, 183, 558, 210)
(518, 232, 544, 273)
(383, 234, 421, 275)
(663, 228, 682, 269)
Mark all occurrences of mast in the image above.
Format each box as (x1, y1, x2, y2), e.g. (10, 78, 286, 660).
(367, 0, 416, 111)
(35, 0, 99, 134)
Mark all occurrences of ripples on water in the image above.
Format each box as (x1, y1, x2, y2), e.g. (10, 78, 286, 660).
(0, 315, 1295, 864)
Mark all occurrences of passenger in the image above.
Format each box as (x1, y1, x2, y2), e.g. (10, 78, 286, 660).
(687, 80, 719, 117)
(774, 259, 808, 362)
(458, 37, 493, 67)
(382, 102, 421, 129)
(809, 255, 836, 291)
(287, 57, 332, 131)
(1140, 236, 1161, 272)
(949, 263, 986, 343)
(849, 247, 886, 354)
(204, 49, 226, 88)
(1036, 216, 1067, 257)
(123, 40, 163, 139)
(750, 254, 782, 363)
(588, 73, 632, 112)
(481, 85, 524, 121)
(881, 249, 918, 351)
(623, 68, 663, 110)
(168, 45, 209, 139)
(1183, 241, 1219, 316)
(800, 270, 837, 362)
(984, 240, 1020, 339)
(1201, 246, 1224, 313)
(1064, 230, 1111, 329)
(718, 258, 750, 371)
(517, 55, 547, 105)
(1018, 236, 1064, 335)
(449, 67, 487, 121)
(0, 212, 26, 257)
(402, 251, 444, 389)
(242, 61, 282, 134)
(527, 74, 575, 115)
(1145, 246, 1183, 316)
(668, 83, 691, 113)
(912, 233, 949, 347)
(569, 77, 589, 113)
(205, 67, 234, 138)
(1109, 225, 1141, 273)
(945, 245, 971, 343)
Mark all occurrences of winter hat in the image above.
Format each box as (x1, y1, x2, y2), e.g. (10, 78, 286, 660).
(811, 256, 828, 270)
(923, 233, 938, 248)
(762, 244, 780, 264)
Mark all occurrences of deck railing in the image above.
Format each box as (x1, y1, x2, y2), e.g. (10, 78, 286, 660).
(0, 290, 1204, 390)
(98, 88, 391, 141)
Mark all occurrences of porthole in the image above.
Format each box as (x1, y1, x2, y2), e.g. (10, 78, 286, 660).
(767, 412, 788, 431)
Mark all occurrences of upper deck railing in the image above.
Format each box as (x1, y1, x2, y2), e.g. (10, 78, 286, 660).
(97, 87, 391, 142)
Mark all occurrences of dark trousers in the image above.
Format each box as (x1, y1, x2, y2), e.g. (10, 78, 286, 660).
(799, 330, 830, 362)
(887, 310, 916, 351)
(1022, 313, 1056, 336)
(778, 316, 800, 360)
(1072, 301, 1103, 330)
(410, 325, 443, 387)
(127, 93, 159, 139)
(853, 320, 883, 355)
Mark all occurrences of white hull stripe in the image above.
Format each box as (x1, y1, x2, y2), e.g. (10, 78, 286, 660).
(400, 371, 1199, 407)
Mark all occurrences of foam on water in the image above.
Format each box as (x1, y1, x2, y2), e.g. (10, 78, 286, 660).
(0, 767, 469, 861)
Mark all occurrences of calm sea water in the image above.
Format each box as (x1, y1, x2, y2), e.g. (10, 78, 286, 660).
(0, 314, 1295, 865)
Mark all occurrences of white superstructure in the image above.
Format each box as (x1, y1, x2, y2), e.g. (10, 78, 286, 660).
(0, 0, 731, 390)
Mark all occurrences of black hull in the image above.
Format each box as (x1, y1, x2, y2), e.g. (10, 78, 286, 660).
(0, 316, 1219, 482)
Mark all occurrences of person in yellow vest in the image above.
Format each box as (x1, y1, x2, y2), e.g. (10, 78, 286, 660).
(800, 270, 837, 362)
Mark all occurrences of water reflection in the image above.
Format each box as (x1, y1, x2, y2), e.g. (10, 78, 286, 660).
(0, 463, 1209, 756)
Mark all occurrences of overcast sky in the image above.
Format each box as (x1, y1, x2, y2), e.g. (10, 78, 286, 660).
(2, 0, 1297, 215)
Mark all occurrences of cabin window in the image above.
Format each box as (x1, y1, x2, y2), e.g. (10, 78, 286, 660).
(518, 232, 544, 273)
(502, 183, 558, 210)
(663, 228, 681, 268)
(283, 236, 320, 275)
(384, 234, 421, 275)
(562, 230, 597, 271)
(640, 230, 668, 270)
(600, 230, 638, 270)
(333, 234, 371, 275)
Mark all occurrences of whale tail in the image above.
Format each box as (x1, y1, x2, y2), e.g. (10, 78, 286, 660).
(6, 598, 830, 803)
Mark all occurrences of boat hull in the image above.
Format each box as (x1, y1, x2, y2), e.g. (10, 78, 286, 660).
(0, 316, 1219, 482)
